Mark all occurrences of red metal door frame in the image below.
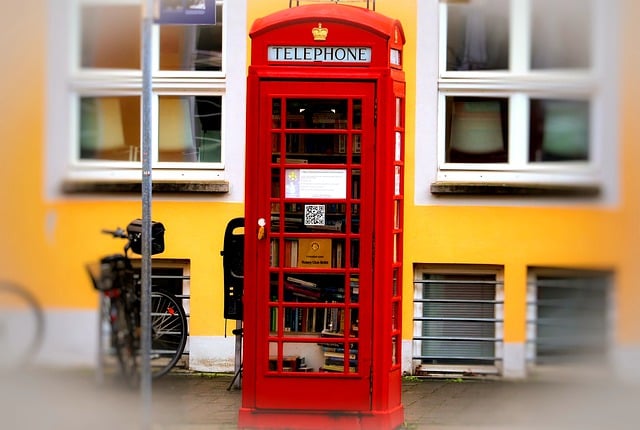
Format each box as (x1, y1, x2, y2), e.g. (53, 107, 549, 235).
(245, 80, 376, 411)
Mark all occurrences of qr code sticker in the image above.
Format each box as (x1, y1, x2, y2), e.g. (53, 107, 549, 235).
(304, 205, 326, 226)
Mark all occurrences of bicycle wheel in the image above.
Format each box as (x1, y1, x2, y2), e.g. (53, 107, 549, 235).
(110, 297, 138, 385)
(149, 292, 187, 378)
(0, 282, 44, 370)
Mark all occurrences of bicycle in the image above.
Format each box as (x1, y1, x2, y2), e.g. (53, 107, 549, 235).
(86, 219, 187, 384)
(0, 281, 44, 370)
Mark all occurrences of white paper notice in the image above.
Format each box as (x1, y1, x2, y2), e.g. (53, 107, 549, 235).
(285, 169, 347, 199)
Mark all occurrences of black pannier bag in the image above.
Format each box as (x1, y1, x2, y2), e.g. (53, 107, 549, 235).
(126, 219, 165, 255)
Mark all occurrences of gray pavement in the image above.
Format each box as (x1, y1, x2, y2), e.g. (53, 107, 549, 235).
(2, 367, 638, 430)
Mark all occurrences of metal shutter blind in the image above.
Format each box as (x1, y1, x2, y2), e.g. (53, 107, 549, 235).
(415, 273, 499, 365)
(534, 273, 609, 364)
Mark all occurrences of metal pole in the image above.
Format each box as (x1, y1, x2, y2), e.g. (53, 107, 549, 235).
(140, 0, 154, 428)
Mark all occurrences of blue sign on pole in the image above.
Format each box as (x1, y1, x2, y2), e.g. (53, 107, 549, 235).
(155, 0, 216, 25)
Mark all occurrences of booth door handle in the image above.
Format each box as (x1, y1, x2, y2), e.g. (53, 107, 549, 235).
(257, 218, 266, 240)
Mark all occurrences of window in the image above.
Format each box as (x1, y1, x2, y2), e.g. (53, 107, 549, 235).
(526, 268, 611, 367)
(47, 0, 247, 195)
(413, 265, 504, 375)
(416, 0, 619, 200)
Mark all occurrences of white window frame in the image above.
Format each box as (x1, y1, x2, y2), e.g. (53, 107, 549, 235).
(46, 0, 247, 199)
(415, 0, 620, 205)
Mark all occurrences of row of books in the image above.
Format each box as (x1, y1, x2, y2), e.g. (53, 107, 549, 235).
(270, 306, 326, 333)
(269, 278, 360, 333)
(319, 331, 359, 373)
(275, 275, 360, 303)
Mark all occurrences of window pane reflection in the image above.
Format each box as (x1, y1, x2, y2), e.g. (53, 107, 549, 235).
(446, 97, 509, 163)
(159, 13, 222, 71)
(158, 96, 221, 162)
(81, 5, 140, 69)
(529, 99, 589, 162)
(446, 0, 509, 71)
(531, 0, 591, 69)
(80, 96, 140, 161)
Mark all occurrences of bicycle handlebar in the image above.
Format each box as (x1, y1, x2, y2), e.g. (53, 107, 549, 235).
(101, 227, 128, 239)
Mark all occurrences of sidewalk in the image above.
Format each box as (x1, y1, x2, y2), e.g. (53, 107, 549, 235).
(2, 367, 638, 430)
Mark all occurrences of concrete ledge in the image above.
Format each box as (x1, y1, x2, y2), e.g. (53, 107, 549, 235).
(62, 180, 229, 194)
(431, 182, 600, 197)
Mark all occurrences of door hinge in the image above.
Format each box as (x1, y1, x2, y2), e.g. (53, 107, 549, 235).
(374, 100, 378, 126)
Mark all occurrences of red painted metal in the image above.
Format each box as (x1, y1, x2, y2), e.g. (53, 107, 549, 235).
(242, 4, 405, 429)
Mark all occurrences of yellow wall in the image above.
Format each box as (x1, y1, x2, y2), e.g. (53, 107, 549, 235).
(0, 1, 638, 360)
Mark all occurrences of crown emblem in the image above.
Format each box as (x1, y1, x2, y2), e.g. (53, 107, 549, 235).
(312, 23, 328, 41)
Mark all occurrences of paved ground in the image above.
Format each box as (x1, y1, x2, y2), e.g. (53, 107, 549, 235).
(1, 366, 638, 430)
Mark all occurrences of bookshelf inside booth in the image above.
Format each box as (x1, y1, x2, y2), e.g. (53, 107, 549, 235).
(267, 96, 363, 374)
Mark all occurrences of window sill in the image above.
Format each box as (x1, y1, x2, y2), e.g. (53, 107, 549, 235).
(62, 180, 229, 194)
(430, 182, 600, 197)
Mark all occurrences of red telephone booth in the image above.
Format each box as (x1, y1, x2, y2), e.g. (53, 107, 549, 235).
(241, 4, 405, 429)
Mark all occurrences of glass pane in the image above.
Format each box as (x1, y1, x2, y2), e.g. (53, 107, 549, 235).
(391, 335, 399, 365)
(446, 97, 509, 163)
(282, 306, 324, 332)
(284, 134, 348, 164)
(273, 202, 346, 234)
(394, 233, 402, 263)
(159, 2, 222, 71)
(351, 203, 360, 234)
(350, 239, 360, 268)
(529, 99, 590, 162)
(272, 99, 282, 129)
(350, 274, 359, 304)
(392, 302, 399, 331)
(274, 236, 345, 269)
(394, 200, 400, 229)
(531, 0, 591, 69)
(271, 167, 281, 198)
(321, 308, 359, 373)
(79, 96, 140, 161)
(352, 169, 361, 197)
(269, 273, 280, 302)
(352, 135, 362, 164)
(446, 0, 509, 71)
(268, 341, 314, 373)
(266, 340, 360, 374)
(271, 135, 283, 163)
(285, 99, 348, 129)
(283, 273, 347, 304)
(158, 95, 221, 163)
(392, 267, 399, 296)
(352, 99, 362, 130)
(81, 4, 140, 69)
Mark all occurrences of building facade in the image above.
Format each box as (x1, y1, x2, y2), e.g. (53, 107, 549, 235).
(1, 0, 639, 380)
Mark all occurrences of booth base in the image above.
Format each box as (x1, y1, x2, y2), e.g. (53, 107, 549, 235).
(238, 405, 405, 430)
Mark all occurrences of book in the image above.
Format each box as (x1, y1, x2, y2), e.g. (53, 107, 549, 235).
(285, 276, 318, 289)
(323, 351, 357, 360)
(284, 281, 321, 300)
(321, 364, 357, 373)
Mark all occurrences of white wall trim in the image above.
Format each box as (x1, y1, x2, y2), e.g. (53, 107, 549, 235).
(502, 342, 526, 379)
